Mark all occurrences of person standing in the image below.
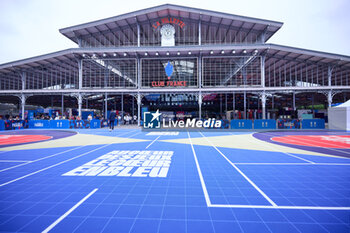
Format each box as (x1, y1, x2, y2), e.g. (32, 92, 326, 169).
(109, 109, 116, 131)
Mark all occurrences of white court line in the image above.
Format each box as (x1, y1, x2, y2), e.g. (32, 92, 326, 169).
(233, 162, 350, 165)
(42, 188, 98, 233)
(209, 203, 350, 210)
(187, 132, 212, 206)
(0, 146, 85, 173)
(0, 160, 32, 163)
(199, 131, 277, 207)
(0, 131, 141, 187)
(145, 136, 160, 149)
(237, 133, 315, 164)
(0, 129, 138, 173)
(265, 132, 350, 156)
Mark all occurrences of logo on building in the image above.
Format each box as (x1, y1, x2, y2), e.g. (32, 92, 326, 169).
(144, 110, 162, 129)
(151, 61, 188, 87)
(165, 61, 174, 79)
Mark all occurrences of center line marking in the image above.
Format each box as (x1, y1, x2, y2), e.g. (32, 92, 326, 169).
(42, 188, 98, 233)
(199, 131, 277, 207)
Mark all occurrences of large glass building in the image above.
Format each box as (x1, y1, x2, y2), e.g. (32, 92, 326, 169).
(0, 4, 349, 123)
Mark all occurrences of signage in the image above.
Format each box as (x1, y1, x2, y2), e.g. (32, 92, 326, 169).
(150, 61, 188, 87)
(63, 150, 173, 178)
(152, 17, 185, 29)
(143, 109, 222, 129)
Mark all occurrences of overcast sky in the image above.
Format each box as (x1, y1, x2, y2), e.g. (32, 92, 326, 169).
(0, 0, 349, 64)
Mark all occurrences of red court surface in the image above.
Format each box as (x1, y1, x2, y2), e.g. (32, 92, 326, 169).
(271, 135, 350, 149)
(0, 135, 52, 145)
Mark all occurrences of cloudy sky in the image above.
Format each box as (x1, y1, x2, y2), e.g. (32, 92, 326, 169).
(0, 0, 349, 64)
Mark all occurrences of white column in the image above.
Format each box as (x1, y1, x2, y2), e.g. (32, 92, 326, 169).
(78, 93, 82, 118)
(78, 59, 83, 90)
(61, 95, 64, 115)
(261, 92, 267, 120)
(232, 92, 235, 119)
(198, 92, 202, 119)
(105, 93, 108, 119)
(328, 90, 333, 108)
(137, 93, 141, 126)
(121, 93, 124, 124)
(261, 55, 265, 87)
(21, 94, 26, 120)
(243, 91, 247, 119)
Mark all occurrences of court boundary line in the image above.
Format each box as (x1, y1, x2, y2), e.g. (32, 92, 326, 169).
(197, 131, 350, 210)
(0, 131, 141, 187)
(0, 160, 32, 163)
(187, 131, 212, 206)
(41, 188, 98, 233)
(233, 162, 350, 165)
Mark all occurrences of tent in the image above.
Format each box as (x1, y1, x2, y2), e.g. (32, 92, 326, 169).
(328, 100, 350, 130)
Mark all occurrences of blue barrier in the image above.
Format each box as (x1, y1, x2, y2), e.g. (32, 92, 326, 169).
(220, 119, 230, 129)
(29, 120, 50, 128)
(254, 119, 277, 129)
(302, 119, 325, 129)
(69, 120, 92, 129)
(90, 119, 101, 129)
(277, 119, 301, 129)
(6, 120, 26, 130)
(230, 120, 253, 129)
(0, 120, 4, 131)
(50, 120, 70, 129)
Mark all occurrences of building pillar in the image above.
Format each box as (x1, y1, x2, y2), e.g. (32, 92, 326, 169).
(137, 22, 141, 47)
(232, 92, 235, 119)
(121, 93, 124, 124)
(78, 93, 82, 118)
(328, 90, 333, 108)
(243, 91, 247, 119)
(328, 65, 332, 87)
(61, 95, 64, 116)
(78, 59, 83, 90)
(137, 93, 141, 126)
(261, 92, 267, 120)
(20, 94, 26, 120)
(198, 18, 201, 45)
(198, 92, 202, 119)
(261, 55, 265, 87)
(105, 92, 108, 119)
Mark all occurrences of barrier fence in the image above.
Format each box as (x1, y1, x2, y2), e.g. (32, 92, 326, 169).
(0, 119, 326, 131)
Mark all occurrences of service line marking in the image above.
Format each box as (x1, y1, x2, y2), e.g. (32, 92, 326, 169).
(42, 188, 98, 233)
